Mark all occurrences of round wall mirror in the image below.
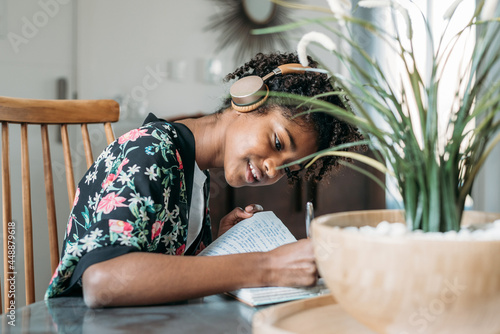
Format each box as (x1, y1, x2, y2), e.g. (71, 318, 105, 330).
(242, 0, 276, 25)
(207, 0, 293, 62)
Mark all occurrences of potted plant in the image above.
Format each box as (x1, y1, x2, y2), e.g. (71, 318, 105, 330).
(256, 0, 500, 333)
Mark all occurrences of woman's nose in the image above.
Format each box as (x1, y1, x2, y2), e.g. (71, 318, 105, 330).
(264, 159, 280, 179)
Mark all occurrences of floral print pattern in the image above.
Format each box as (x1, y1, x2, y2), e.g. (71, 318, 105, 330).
(45, 118, 211, 298)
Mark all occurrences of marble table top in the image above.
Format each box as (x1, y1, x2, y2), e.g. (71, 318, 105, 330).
(1, 294, 259, 334)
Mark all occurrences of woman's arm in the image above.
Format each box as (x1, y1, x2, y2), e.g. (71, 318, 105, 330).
(82, 238, 316, 308)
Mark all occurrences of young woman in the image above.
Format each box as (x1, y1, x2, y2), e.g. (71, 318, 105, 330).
(45, 52, 363, 308)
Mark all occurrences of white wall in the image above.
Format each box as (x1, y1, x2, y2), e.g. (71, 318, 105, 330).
(0, 0, 75, 98)
(76, 0, 233, 119)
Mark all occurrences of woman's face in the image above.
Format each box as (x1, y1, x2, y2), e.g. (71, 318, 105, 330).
(223, 109, 318, 188)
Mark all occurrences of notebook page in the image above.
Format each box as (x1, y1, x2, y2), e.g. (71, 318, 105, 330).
(198, 211, 296, 256)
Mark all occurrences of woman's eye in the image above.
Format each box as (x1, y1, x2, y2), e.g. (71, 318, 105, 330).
(275, 135, 282, 151)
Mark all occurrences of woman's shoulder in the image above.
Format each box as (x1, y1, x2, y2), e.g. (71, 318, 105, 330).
(139, 113, 194, 145)
(115, 115, 180, 147)
(109, 113, 196, 174)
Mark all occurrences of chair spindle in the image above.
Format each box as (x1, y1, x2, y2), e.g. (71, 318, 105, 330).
(60, 124, 76, 208)
(81, 124, 94, 169)
(1, 122, 11, 314)
(41, 125, 60, 273)
(20, 123, 35, 305)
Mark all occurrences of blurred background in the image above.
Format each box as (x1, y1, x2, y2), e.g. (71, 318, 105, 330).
(0, 0, 498, 306)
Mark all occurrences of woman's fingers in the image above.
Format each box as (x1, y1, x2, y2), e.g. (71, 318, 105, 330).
(229, 204, 264, 223)
(217, 204, 264, 238)
(264, 239, 318, 287)
(244, 204, 264, 214)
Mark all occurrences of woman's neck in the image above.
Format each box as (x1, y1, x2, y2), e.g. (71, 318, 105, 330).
(176, 112, 228, 170)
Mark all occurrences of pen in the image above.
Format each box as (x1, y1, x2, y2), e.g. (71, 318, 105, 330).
(306, 201, 314, 237)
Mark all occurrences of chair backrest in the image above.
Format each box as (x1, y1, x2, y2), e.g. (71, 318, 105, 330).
(0, 96, 120, 312)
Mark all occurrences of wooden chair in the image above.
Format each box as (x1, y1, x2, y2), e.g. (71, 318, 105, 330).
(0, 96, 120, 312)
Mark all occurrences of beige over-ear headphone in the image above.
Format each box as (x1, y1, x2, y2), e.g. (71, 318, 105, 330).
(230, 63, 310, 113)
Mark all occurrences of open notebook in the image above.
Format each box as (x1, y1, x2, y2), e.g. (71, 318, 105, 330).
(198, 211, 329, 306)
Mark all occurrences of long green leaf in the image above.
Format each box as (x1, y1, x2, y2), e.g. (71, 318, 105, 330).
(305, 151, 392, 175)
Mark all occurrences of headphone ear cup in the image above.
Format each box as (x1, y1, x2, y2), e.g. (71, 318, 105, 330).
(229, 63, 310, 112)
(231, 85, 269, 112)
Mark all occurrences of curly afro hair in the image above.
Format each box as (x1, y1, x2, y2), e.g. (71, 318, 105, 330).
(219, 52, 365, 184)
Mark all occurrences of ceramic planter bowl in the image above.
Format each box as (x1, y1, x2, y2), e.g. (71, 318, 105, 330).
(312, 209, 500, 334)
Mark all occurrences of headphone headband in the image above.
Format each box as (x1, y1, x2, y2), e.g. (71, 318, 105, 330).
(230, 63, 310, 113)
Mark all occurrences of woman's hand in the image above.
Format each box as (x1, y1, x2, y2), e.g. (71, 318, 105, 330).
(263, 239, 318, 287)
(217, 204, 263, 238)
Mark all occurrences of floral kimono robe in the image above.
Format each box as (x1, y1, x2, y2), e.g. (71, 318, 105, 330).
(45, 113, 212, 298)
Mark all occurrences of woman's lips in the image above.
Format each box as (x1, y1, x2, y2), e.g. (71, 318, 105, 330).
(246, 161, 260, 183)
